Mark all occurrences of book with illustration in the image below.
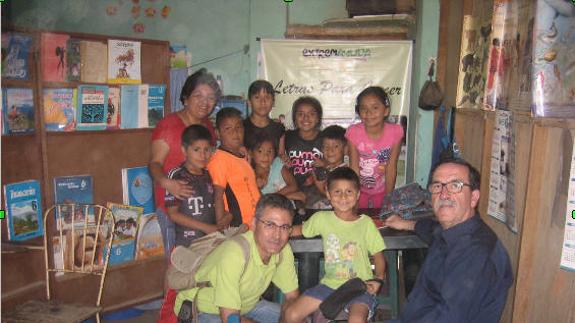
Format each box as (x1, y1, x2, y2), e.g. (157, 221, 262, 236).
(122, 166, 155, 214)
(66, 38, 82, 82)
(107, 86, 121, 129)
(2, 32, 33, 80)
(108, 39, 141, 84)
(77, 85, 108, 131)
(53, 175, 94, 230)
(2, 87, 35, 135)
(41, 32, 70, 82)
(106, 203, 142, 265)
(135, 213, 164, 260)
(3, 180, 43, 241)
(43, 88, 76, 131)
(148, 84, 166, 128)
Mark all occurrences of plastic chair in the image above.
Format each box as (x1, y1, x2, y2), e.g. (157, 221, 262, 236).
(3, 204, 115, 323)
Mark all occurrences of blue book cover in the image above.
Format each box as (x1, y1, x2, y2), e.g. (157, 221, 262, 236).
(77, 85, 108, 131)
(106, 203, 142, 266)
(122, 166, 155, 214)
(120, 85, 139, 129)
(148, 84, 166, 128)
(3, 180, 43, 241)
(2, 32, 32, 80)
(3, 87, 35, 134)
(53, 175, 94, 229)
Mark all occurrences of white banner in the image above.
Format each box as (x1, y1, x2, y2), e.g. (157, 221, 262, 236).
(259, 39, 412, 186)
(259, 39, 412, 125)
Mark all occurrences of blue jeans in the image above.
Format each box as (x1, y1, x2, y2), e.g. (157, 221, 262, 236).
(197, 300, 281, 323)
(156, 207, 175, 256)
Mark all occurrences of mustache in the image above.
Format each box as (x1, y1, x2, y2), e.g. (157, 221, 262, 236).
(435, 200, 455, 207)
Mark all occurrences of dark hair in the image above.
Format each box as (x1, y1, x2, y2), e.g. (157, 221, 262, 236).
(248, 134, 276, 155)
(180, 68, 221, 105)
(215, 107, 242, 130)
(327, 166, 360, 191)
(291, 96, 323, 129)
(428, 157, 481, 191)
(248, 80, 275, 101)
(320, 125, 347, 145)
(181, 124, 213, 148)
(355, 86, 391, 114)
(255, 193, 294, 220)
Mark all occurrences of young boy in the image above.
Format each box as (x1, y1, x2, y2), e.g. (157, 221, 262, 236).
(243, 80, 285, 153)
(311, 125, 349, 209)
(208, 107, 261, 227)
(159, 124, 219, 323)
(164, 124, 219, 247)
(285, 167, 386, 323)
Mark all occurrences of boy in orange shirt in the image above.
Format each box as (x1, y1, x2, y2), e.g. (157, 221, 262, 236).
(207, 107, 260, 227)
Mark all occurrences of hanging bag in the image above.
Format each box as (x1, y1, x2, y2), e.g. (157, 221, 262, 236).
(418, 59, 444, 111)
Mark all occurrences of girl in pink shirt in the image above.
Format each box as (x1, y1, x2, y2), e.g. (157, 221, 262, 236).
(346, 87, 404, 209)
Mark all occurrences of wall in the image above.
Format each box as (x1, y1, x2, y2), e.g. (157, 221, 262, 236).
(8, 0, 347, 97)
(407, 0, 439, 185)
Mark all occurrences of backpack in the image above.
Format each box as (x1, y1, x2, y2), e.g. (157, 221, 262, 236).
(167, 224, 250, 290)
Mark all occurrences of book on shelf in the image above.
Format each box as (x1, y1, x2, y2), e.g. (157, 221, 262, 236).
(148, 84, 166, 128)
(106, 202, 142, 266)
(41, 32, 70, 82)
(80, 40, 107, 83)
(107, 86, 121, 129)
(2, 32, 33, 81)
(135, 213, 164, 260)
(120, 84, 138, 129)
(138, 84, 149, 128)
(2, 87, 35, 135)
(3, 180, 43, 241)
(121, 166, 155, 214)
(169, 44, 192, 69)
(53, 175, 94, 230)
(43, 88, 76, 131)
(66, 38, 82, 82)
(108, 39, 141, 84)
(77, 84, 108, 131)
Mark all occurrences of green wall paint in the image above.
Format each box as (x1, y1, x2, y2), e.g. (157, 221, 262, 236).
(407, 0, 439, 186)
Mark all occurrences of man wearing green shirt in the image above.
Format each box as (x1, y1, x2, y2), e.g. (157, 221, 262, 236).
(175, 193, 300, 323)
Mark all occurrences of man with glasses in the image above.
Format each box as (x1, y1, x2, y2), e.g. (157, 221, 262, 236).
(385, 158, 513, 323)
(174, 193, 299, 323)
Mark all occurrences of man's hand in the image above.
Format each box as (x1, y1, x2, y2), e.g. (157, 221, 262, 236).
(384, 214, 416, 231)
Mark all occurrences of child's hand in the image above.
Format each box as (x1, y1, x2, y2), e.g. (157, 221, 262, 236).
(279, 154, 290, 167)
(303, 174, 315, 186)
(365, 278, 384, 295)
(165, 179, 195, 199)
(313, 158, 327, 168)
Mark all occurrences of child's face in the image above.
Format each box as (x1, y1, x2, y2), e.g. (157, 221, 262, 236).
(322, 138, 345, 167)
(326, 179, 360, 213)
(249, 90, 274, 117)
(217, 116, 244, 153)
(358, 94, 390, 128)
(295, 104, 319, 132)
(182, 139, 213, 174)
(251, 141, 275, 169)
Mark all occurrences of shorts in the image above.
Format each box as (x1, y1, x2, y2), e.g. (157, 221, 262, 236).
(303, 283, 377, 319)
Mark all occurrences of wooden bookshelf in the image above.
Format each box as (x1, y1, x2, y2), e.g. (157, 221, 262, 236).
(2, 28, 170, 312)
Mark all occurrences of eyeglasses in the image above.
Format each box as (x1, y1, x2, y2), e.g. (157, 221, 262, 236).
(190, 93, 217, 104)
(256, 217, 292, 233)
(428, 180, 472, 194)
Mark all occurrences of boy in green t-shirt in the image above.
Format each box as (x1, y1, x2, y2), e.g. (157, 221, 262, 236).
(285, 167, 386, 322)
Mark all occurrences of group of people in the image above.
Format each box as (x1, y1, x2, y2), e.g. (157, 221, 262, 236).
(150, 69, 513, 323)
